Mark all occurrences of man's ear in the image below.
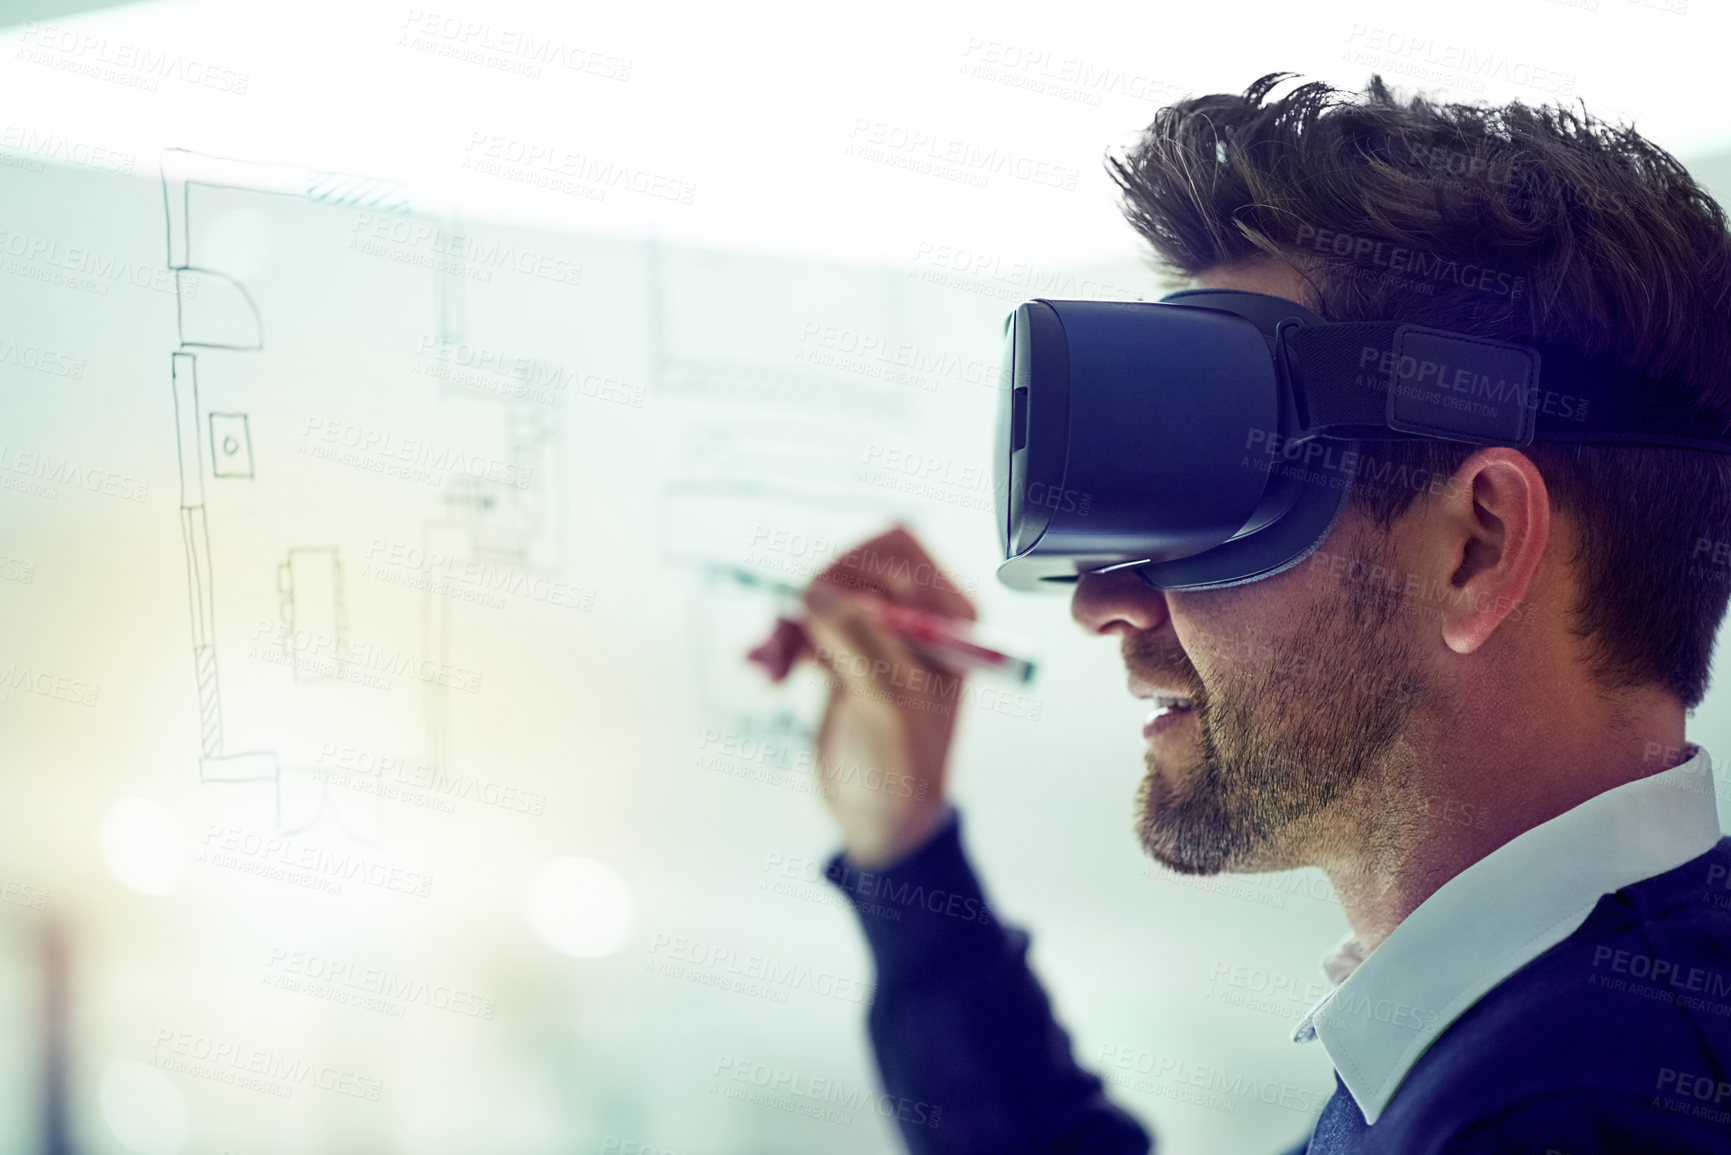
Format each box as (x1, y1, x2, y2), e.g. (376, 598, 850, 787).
(1425, 448, 1551, 655)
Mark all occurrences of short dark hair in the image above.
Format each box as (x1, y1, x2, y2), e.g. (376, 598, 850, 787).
(1106, 72, 1731, 709)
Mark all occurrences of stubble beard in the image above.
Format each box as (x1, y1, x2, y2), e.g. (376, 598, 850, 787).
(1134, 532, 1427, 876)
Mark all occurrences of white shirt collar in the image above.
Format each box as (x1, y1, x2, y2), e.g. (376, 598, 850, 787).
(1291, 745, 1722, 1125)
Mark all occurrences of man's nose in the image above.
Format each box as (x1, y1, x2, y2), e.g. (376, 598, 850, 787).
(1071, 568, 1172, 635)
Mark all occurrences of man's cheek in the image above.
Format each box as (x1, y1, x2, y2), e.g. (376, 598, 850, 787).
(1168, 581, 1270, 642)
(1162, 594, 1216, 661)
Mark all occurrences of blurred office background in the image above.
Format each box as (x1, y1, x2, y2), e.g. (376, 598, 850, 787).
(2, 1, 1730, 1152)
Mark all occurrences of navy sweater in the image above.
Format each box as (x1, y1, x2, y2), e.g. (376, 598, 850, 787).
(824, 812, 1731, 1154)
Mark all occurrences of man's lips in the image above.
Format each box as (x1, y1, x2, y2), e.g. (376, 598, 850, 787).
(1128, 676, 1198, 738)
(1143, 704, 1195, 739)
(1128, 676, 1197, 704)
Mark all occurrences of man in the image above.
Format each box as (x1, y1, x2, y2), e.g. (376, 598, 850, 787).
(755, 74, 1731, 1152)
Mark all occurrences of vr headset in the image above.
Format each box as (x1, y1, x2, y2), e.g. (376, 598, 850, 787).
(993, 289, 1731, 591)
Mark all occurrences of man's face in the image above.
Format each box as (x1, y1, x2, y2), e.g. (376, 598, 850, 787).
(1071, 262, 1431, 875)
(1100, 515, 1429, 875)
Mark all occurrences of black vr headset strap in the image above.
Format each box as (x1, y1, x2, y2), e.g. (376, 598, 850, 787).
(1282, 321, 1731, 453)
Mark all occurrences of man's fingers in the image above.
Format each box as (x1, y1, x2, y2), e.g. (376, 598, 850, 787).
(745, 617, 809, 682)
(807, 524, 977, 623)
(805, 597, 923, 697)
(804, 592, 965, 716)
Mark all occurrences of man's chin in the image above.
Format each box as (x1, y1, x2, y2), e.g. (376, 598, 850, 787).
(1139, 831, 1233, 876)
(1133, 762, 1234, 877)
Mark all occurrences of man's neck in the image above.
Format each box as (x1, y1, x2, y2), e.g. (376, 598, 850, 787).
(1316, 688, 1688, 954)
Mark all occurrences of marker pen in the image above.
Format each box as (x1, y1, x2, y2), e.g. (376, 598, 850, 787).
(719, 567, 1038, 684)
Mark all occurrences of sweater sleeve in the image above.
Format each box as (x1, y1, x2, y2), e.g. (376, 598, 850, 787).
(823, 809, 1154, 1154)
